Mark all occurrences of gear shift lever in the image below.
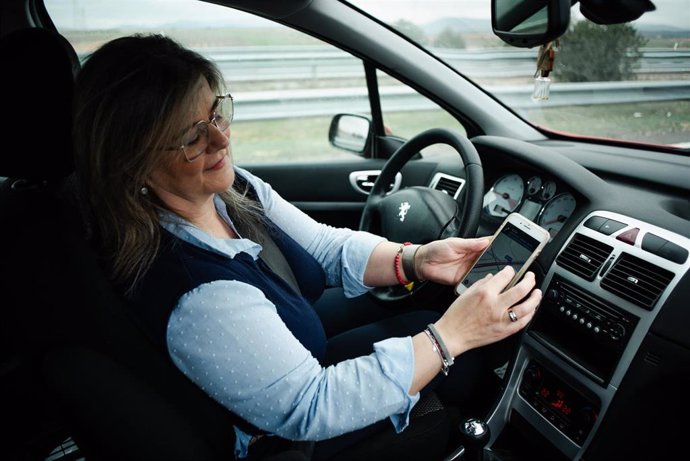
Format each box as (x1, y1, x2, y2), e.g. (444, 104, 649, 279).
(458, 417, 490, 461)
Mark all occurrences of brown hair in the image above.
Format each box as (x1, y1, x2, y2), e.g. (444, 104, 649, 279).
(73, 34, 263, 294)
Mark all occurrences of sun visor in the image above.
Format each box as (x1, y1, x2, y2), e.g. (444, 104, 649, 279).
(579, 0, 656, 24)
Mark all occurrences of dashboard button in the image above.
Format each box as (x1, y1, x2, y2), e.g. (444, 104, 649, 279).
(599, 219, 627, 235)
(584, 216, 607, 231)
(642, 233, 688, 264)
(641, 233, 666, 252)
(657, 242, 688, 264)
(616, 227, 639, 245)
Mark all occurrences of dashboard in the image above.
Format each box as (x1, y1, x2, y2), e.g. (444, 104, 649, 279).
(440, 135, 690, 461)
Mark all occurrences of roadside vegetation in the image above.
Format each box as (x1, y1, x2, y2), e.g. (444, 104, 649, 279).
(61, 25, 689, 161)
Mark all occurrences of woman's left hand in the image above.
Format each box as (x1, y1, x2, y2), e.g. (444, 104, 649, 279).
(415, 237, 490, 285)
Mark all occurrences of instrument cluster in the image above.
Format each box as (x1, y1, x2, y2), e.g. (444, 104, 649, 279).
(482, 173, 576, 238)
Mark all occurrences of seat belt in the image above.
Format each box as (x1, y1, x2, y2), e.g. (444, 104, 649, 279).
(256, 227, 302, 296)
(232, 215, 302, 296)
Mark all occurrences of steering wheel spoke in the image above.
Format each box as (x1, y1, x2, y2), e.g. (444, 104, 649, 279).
(360, 128, 484, 305)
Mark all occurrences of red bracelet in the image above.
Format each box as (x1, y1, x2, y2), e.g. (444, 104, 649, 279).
(395, 242, 413, 285)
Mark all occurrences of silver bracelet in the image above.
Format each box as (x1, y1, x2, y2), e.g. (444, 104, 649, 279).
(424, 323, 454, 376)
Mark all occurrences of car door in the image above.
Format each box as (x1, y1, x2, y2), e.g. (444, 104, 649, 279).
(239, 62, 469, 230)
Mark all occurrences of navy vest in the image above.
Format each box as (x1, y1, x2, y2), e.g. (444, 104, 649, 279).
(129, 217, 328, 363)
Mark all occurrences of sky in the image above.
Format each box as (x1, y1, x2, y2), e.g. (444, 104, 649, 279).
(45, 0, 690, 30)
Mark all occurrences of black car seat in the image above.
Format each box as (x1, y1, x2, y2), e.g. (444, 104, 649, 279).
(0, 27, 255, 461)
(0, 26, 83, 460)
(0, 27, 451, 461)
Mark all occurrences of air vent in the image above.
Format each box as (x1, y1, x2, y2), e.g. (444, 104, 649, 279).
(430, 173, 465, 199)
(601, 253, 674, 310)
(556, 233, 613, 280)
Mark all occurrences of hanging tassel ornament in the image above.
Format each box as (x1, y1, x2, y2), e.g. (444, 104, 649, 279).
(532, 40, 558, 101)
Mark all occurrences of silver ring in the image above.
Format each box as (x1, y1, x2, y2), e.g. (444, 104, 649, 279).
(508, 310, 518, 322)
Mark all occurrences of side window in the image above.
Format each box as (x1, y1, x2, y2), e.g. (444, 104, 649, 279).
(46, 0, 467, 163)
(45, 0, 368, 165)
(378, 70, 467, 158)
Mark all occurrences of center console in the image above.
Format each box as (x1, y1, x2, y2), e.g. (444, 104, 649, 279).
(446, 210, 690, 461)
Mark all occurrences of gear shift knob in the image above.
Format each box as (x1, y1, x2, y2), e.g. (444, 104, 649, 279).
(458, 417, 490, 461)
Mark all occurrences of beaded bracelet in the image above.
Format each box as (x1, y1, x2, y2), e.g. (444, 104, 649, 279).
(424, 323, 454, 376)
(394, 242, 412, 285)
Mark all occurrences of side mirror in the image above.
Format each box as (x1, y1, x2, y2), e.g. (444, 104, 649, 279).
(328, 114, 371, 154)
(491, 0, 571, 48)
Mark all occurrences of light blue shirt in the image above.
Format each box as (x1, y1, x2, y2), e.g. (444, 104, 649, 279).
(162, 167, 420, 459)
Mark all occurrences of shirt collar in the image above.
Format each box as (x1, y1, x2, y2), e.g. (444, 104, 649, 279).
(159, 194, 262, 260)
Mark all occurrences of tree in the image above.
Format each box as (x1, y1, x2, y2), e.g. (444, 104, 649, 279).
(433, 27, 466, 49)
(554, 21, 647, 82)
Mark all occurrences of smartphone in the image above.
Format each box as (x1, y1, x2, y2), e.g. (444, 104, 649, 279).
(455, 213, 550, 295)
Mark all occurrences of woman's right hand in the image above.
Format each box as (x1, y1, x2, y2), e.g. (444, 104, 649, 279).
(434, 266, 542, 358)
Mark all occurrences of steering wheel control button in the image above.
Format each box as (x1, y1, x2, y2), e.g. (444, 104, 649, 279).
(616, 227, 640, 245)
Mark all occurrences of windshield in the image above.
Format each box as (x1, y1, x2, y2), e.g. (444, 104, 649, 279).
(349, 0, 690, 150)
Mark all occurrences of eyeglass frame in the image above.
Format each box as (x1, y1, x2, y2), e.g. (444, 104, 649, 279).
(169, 93, 234, 163)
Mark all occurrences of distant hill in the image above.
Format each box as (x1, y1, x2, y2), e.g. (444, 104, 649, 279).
(423, 17, 492, 36)
(420, 17, 689, 38)
(636, 22, 689, 37)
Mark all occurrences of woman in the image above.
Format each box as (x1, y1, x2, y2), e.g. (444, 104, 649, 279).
(72, 34, 541, 460)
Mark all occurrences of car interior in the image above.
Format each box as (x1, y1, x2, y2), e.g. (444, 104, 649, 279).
(1, 1, 689, 461)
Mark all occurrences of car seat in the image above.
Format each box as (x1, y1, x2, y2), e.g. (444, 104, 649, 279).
(0, 26, 265, 461)
(0, 27, 451, 461)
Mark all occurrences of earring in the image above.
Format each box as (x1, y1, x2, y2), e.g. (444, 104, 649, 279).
(140, 186, 149, 195)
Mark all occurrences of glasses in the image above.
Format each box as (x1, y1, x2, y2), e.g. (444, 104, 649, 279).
(174, 93, 234, 162)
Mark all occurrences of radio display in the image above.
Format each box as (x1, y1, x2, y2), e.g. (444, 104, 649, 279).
(520, 362, 600, 445)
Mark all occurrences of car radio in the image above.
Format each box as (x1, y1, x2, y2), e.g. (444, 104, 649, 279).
(528, 275, 639, 385)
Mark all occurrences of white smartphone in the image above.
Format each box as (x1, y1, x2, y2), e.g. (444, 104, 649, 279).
(455, 212, 550, 295)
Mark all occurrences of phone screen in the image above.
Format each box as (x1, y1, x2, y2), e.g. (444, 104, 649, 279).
(457, 221, 542, 292)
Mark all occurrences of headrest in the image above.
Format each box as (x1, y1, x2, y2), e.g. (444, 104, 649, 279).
(0, 28, 80, 180)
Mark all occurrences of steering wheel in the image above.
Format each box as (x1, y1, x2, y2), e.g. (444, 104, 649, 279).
(359, 128, 484, 305)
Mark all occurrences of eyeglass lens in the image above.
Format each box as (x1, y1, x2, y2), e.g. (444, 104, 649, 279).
(182, 95, 234, 161)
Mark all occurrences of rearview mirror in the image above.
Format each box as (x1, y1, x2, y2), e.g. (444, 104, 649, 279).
(491, 0, 571, 48)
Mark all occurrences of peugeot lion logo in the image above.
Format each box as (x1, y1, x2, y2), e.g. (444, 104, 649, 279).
(398, 202, 411, 222)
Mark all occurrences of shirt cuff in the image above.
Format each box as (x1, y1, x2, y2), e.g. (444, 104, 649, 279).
(341, 232, 387, 298)
(234, 425, 253, 459)
(373, 336, 420, 432)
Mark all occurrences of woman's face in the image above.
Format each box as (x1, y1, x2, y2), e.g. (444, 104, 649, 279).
(147, 78, 234, 209)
